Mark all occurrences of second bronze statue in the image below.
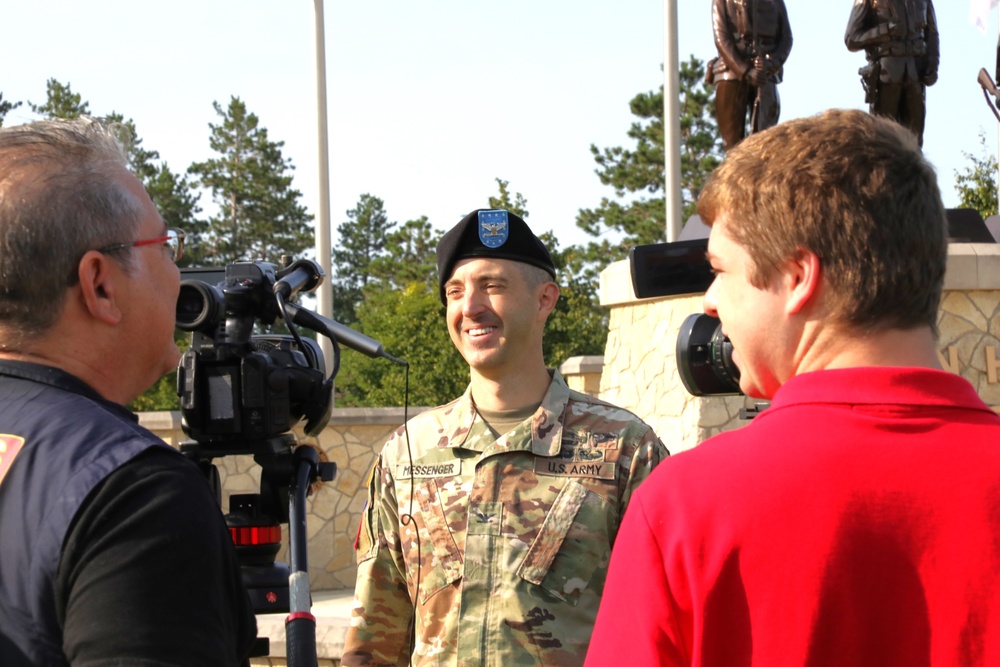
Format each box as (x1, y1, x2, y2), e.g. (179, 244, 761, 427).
(846, 0, 939, 147)
(708, 0, 793, 150)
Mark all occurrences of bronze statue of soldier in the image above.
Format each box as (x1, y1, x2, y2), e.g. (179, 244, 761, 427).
(846, 0, 939, 147)
(708, 0, 793, 150)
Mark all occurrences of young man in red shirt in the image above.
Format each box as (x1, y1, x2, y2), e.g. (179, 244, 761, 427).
(587, 109, 1000, 666)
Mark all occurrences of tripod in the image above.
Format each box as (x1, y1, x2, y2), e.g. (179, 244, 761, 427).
(183, 435, 336, 667)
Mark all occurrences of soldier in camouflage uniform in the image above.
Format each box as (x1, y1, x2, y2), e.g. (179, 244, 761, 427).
(341, 209, 668, 666)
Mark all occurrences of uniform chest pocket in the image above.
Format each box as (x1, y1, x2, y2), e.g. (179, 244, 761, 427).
(409, 477, 464, 604)
(514, 479, 612, 605)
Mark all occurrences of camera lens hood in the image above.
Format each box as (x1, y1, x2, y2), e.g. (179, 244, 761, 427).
(675, 313, 742, 396)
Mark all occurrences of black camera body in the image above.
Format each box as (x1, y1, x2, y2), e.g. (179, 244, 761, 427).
(176, 260, 332, 451)
(629, 240, 742, 397)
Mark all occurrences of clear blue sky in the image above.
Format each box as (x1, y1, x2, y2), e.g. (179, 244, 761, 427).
(3, 1, 997, 252)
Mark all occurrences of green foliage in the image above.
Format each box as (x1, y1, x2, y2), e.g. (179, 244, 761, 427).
(332, 194, 397, 324)
(29, 86, 204, 267)
(30, 79, 90, 119)
(104, 112, 204, 263)
(188, 96, 313, 265)
(335, 281, 467, 407)
(331, 197, 459, 406)
(27, 84, 200, 411)
(576, 56, 722, 262)
(129, 375, 179, 412)
(678, 57, 723, 221)
(488, 178, 530, 217)
(540, 233, 608, 367)
(482, 180, 608, 368)
(332, 177, 612, 407)
(128, 331, 188, 412)
(12, 60, 729, 412)
(105, 112, 160, 180)
(0, 92, 22, 127)
(955, 132, 999, 220)
(145, 163, 205, 266)
(369, 215, 442, 288)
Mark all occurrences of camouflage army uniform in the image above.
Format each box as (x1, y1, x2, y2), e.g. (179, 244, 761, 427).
(342, 372, 668, 667)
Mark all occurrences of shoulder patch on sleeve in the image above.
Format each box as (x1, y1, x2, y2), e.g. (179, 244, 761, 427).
(355, 462, 380, 562)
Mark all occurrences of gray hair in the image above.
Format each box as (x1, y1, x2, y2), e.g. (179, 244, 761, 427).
(519, 262, 557, 291)
(0, 116, 144, 338)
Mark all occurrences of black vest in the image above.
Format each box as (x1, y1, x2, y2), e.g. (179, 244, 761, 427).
(0, 360, 169, 665)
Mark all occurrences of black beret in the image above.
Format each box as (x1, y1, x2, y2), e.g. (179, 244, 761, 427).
(436, 209, 556, 303)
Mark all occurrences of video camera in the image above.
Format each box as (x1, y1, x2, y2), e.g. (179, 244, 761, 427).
(174, 257, 403, 666)
(176, 258, 332, 448)
(629, 239, 741, 397)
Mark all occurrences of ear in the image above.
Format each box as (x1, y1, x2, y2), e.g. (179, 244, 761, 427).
(76, 251, 123, 326)
(784, 248, 821, 315)
(537, 281, 560, 319)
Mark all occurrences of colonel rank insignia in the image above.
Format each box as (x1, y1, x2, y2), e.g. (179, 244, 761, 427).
(478, 209, 509, 248)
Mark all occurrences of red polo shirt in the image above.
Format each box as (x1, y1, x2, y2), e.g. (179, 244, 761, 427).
(587, 367, 1000, 666)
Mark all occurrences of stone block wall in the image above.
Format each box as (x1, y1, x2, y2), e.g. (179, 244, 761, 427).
(559, 355, 605, 397)
(142, 409, 419, 591)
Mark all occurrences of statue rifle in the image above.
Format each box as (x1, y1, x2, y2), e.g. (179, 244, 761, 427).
(749, 0, 762, 133)
(978, 67, 1000, 122)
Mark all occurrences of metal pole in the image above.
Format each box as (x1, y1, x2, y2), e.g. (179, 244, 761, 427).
(313, 0, 335, 378)
(664, 0, 682, 242)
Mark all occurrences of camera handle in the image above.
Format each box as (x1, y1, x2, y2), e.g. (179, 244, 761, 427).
(285, 445, 336, 667)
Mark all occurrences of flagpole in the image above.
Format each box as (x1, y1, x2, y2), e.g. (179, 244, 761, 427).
(664, 0, 682, 242)
(313, 0, 334, 378)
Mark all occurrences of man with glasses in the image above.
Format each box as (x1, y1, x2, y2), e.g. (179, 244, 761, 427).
(0, 117, 256, 666)
(101, 227, 186, 262)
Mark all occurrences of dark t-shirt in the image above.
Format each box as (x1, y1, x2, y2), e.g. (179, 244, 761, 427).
(57, 447, 257, 666)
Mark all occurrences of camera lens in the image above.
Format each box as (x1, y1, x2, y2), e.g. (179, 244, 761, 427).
(675, 313, 741, 396)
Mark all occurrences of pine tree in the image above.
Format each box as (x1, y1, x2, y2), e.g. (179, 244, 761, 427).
(368, 215, 441, 290)
(188, 96, 313, 265)
(331, 193, 396, 324)
(576, 57, 723, 259)
(485, 177, 608, 366)
(29, 79, 90, 119)
(0, 92, 22, 127)
(488, 178, 529, 217)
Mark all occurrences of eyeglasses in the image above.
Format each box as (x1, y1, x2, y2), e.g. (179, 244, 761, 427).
(99, 227, 186, 262)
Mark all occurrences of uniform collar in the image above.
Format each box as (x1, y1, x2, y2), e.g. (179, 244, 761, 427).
(450, 370, 570, 457)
